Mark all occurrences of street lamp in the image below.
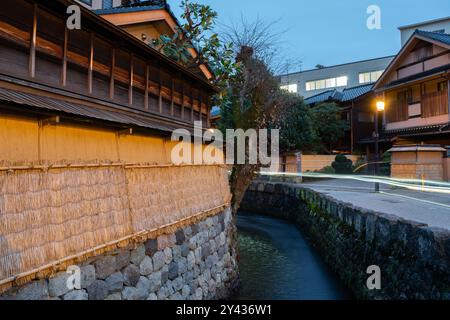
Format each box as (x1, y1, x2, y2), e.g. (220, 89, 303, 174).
(374, 100, 385, 192)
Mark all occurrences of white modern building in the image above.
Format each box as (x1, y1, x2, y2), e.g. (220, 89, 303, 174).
(279, 56, 395, 99)
(399, 16, 450, 46)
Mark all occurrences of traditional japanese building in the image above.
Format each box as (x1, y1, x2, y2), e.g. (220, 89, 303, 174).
(372, 30, 450, 181)
(0, 0, 237, 300)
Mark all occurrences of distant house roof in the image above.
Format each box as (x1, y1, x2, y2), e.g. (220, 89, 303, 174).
(374, 30, 450, 91)
(304, 90, 342, 105)
(277, 55, 395, 77)
(415, 29, 450, 46)
(341, 84, 373, 102)
(304, 83, 373, 105)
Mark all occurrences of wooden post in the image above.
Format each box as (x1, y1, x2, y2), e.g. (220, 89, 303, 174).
(181, 81, 185, 120)
(110, 48, 115, 99)
(158, 69, 162, 113)
(447, 79, 450, 117)
(190, 87, 194, 122)
(144, 65, 149, 110)
(170, 78, 175, 117)
(129, 54, 134, 105)
(199, 91, 203, 122)
(206, 96, 211, 128)
(88, 33, 94, 94)
(61, 28, 68, 86)
(29, 3, 38, 78)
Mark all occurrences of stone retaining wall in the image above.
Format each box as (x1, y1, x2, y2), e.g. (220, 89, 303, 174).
(0, 209, 238, 300)
(241, 181, 450, 300)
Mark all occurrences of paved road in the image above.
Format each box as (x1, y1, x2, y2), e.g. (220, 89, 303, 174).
(302, 179, 450, 230)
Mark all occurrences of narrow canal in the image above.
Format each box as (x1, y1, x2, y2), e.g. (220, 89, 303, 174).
(233, 213, 352, 300)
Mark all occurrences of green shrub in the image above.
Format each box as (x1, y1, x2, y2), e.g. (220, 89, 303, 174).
(331, 155, 353, 174)
(315, 166, 335, 174)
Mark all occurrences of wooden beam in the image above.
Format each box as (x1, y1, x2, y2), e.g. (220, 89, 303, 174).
(199, 91, 203, 122)
(171, 78, 175, 116)
(29, 3, 38, 78)
(181, 80, 185, 120)
(88, 33, 94, 94)
(144, 65, 149, 110)
(206, 96, 211, 127)
(61, 28, 68, 86)
(129, 54, 134, 105)
(190, 87, 194, 122)
(158, 69, 162, 113)
(118, 128, 133, 136)
(40, 116, 60, 126)
(110, 48, 115, 99)
(447, 79, 450, 116)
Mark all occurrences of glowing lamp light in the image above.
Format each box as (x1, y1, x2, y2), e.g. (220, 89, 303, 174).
(376, 101, 385, 112)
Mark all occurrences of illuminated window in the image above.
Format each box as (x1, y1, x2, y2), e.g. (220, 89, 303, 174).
(306, 76, 348, 91)
(280, 83, 298, 93)
(336, 76, 348, 87)
(306, 81, 315, 91)
(325, 78, 336, 88)
(316, 80, 326, 90)
(359, 70, 384, 84)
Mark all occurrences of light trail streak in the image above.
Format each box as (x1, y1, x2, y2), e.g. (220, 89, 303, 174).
(259, 172, 450, 195)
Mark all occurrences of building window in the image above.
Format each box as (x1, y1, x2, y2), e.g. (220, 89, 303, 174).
(280, 83, 298, 93)
(305, 76, 348, 92)
(336, 76, 348, 87)
(358, 112, 374, 123)
(79, 0, 93, 6)
(103, 0, 115, 8)
(359, 70, 383, 84)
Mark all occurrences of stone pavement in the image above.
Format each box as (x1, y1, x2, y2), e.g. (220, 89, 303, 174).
(302, 178, 450, 230)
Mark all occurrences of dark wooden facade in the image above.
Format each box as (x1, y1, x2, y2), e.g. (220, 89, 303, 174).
(0, 0, 215, 133)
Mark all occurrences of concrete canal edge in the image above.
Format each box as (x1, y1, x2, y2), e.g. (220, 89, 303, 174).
(241, 181, 450, 300)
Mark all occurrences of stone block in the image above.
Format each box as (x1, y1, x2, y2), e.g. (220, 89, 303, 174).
(139, 256, 153, 276)
(158, 234, 176, 250)
(145, 239, 158, 256)
(48, 271, 72, 297)
(164, 247, 173, 265)
(87, 280, 109, 300)
(168, 261, 179, 280)
(115, 250, 131, 271)
(105, 272, 124, 293)
(63, 290, 88, 300)
(80, 265, 96, 289)
(152, 251, 165, 272)
(94, 255, 116, 280)
(123, 265, 140, 287)
(175, 230, 186, 245)
(130, 244, 146, 265)
(15, 280, 49, 300)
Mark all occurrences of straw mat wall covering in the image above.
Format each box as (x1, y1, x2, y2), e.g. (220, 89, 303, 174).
(0, 164, 230, 292)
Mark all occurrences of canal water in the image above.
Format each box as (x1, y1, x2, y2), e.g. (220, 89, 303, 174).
(233, 213, 352, 300)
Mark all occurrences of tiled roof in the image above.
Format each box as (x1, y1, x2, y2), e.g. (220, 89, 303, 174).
(94, 1, 169, 15)
(359, 122, 450, 144)
(304, 90, 342, 105)
(0, 87, 182, 134)
(415, 30, 450, 46)
(341, 84, 373, 102)
(305, 83, 374, 105)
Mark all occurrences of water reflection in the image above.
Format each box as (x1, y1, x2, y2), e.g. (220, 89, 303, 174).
(234, 213, 352, 300)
